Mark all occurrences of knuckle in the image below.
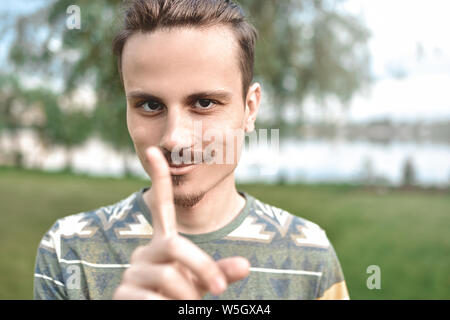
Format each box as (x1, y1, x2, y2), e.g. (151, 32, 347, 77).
(163, 237, 179, 257)
(204, 266, 221, 282)
(113, 285, 128, 300)
(202, 263, 224, 288)
(199, 256, 219, 277)
(121, 267, 136, 284)
(158, 265, 176, 283)
(130, 246, 142, 262)
(130, 245, 146, 262)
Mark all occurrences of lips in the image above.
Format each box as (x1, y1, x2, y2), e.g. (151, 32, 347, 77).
(168, 163, 192, 168)
(168, 162, 197, 175)
(160, 149, 205, 175)
(164, 153, 202, 166)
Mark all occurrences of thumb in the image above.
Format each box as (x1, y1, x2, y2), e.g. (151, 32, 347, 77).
(217, 256, 250, 284)
(192, 257, 250, 297)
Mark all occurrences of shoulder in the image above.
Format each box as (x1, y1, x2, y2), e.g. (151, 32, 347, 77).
(234, 192, 348, 298)
(60, 190, 140, 232)
(37, 189, 146, 255)
(240, 192, 332, 249)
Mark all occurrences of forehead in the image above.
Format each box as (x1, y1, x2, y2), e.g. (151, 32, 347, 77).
(121, 25, 242, 97)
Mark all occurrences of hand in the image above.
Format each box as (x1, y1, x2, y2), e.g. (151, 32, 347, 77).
(113, 146, 250, 299)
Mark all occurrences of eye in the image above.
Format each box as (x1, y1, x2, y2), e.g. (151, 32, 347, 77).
(194, 99, 216, 109)
(139, 101, 164, 112)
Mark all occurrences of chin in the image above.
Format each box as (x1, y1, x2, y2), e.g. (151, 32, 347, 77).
(170, 165, 235, 206)
(171, 179, 207, 208)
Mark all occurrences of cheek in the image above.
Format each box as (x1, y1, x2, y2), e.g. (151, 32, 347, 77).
(224, 111, 246, 162)
(127, 111, 161, 151)
(126, 107, 138, 140)
(201, 119, 245, 165)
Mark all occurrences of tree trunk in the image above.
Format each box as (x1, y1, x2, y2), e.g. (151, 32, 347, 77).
(122, 151, 133, 178)
(64, 147, 75, 173)
(12, 129, 24, 168)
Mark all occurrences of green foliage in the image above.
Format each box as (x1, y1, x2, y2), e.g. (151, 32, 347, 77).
(0, 74, 25, 166)
(3, 0, 372, 153)
(241, 0, 372, 127)
(0, 73, 93, 169)
(0, 73, 22, 131)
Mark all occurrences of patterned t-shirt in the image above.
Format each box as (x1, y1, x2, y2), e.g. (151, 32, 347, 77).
(33, 187, 350, 300)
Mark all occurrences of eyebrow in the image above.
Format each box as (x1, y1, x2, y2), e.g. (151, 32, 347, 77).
(126, 90, 233, 104)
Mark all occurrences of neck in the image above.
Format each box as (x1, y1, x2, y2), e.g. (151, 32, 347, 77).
(174, 173, 246, 235)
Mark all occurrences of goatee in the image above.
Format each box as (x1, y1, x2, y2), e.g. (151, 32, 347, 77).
(171, 175, 205, 208)
(173, 192, 205, 208)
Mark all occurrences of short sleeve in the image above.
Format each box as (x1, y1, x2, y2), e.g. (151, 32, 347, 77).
(316, 242, 350, 300)
(33, 221, 68, 300)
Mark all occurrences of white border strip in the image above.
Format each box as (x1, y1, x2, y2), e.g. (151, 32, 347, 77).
(250, 267, 322, 277)
(34, 273, 65, 287)
(57, 259, 322, 277)
(59, 259, 130, 268)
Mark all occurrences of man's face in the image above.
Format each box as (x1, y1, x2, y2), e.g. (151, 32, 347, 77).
(122, 25, 259, 207)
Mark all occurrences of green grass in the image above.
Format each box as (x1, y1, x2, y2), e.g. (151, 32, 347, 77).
(1, 167, 449, 299)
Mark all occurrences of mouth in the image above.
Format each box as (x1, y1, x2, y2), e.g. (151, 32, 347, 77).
(168, 162, 196, 168)
(168, 162, 198, 175)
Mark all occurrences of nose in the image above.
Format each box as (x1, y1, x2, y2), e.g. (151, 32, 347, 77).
(159, 107, 194, 157)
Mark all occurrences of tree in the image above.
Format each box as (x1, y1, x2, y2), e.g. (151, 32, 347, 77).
(241, 0, 372, 130)
(402, 156, 416, 188)
(4, 0, 371, 152)
(20, 87, 93, 172)
(0, 74, 25, 167)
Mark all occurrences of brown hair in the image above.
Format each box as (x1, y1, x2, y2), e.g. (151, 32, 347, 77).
(112, 0, 258, 101)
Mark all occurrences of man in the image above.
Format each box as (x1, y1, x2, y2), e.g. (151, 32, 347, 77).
(34, 0, 349, 300)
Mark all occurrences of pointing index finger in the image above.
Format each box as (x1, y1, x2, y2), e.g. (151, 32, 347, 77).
(145, 146, 177, 239)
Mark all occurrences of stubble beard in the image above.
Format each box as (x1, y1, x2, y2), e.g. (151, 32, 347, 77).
(171, 175, 206, 208)
(170, 165, 235, 208)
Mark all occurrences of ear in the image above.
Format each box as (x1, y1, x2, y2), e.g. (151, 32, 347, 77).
(244, 82, 261, 133)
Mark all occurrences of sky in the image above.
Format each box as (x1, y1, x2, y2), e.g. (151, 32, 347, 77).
(1, 0, 449, 123)
(330, 0, 450, 123)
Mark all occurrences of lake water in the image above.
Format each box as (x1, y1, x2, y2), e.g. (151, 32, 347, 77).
(2, 130, 449, 187)
(237, 138, 450, 186)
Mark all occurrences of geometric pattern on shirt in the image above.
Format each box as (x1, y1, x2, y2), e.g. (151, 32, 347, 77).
(114, 212, 153, 239)
(40, 214, 98, 258)
(253, 199, 293, 237)
(224, 215, 275, 243)
(96, 193, 136, 230)
(290, 221, 330, 248)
